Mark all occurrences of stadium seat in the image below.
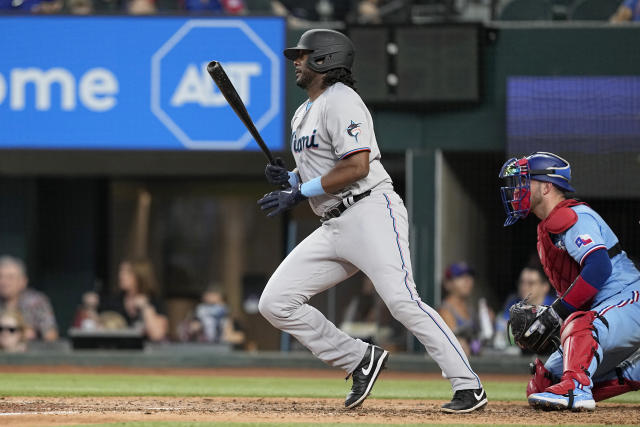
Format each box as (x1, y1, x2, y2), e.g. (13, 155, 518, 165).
(498, 0, 554, 21)
(568, 0, 621, 21)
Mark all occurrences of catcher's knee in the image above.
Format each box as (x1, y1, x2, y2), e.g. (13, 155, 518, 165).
(527, 358, 556, 396)
(560, 310, 603, 344)
(558, 310, 604, 386)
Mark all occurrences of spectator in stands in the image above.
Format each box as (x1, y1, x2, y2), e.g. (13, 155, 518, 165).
(356, 0, 382, 23)
(437, 261, 481, 356)
(72, 290, 100, 330)
(501, 263, 554, 319)
(494, 263, 554, 352)
(128, 0, 155, 14)
(610, 0, 640, 22)
(339, 276, 394, 347)
(183, 0, 244, 14)
(177, 286, 245, 348)
(67, 0, 92, 14)
(97, 258, 168, 341)
(0, 308, 28, 353)
(272, 0, 351, 22)
(0, 255, 58, 342)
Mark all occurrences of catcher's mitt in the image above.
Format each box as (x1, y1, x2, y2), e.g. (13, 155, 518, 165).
(508, 301, 561, 354)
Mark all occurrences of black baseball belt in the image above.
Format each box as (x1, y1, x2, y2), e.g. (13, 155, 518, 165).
(608, 242, 622, 258)
(321, 190, 371, 222)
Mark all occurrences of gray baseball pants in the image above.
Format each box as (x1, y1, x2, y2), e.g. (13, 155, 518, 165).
(259, 190, 482, 391)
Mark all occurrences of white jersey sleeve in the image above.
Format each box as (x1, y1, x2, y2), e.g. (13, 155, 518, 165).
(324, 91, 372, 160)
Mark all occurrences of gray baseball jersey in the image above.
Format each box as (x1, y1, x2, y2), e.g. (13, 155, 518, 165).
(259, 82, 482, 393)
(290, 82, 393, 216)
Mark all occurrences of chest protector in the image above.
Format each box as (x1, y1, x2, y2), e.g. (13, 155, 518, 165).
(537, 199, 587, 296)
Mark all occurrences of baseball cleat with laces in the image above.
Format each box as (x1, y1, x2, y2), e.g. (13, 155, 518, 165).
(441, 388, 488, 413)
(528, 387, 595, 411)
(344, 344, 389, 409)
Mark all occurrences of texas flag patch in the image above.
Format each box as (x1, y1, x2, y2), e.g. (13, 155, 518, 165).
(575, 234, 594, 248)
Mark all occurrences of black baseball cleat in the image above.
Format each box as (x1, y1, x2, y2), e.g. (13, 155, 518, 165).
(441, 388, 488, 413)
(344, 344, 389, 409)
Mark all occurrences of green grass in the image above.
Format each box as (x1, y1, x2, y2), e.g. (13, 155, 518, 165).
(1, 373, 486, 400)
(0, 372, 639, 404)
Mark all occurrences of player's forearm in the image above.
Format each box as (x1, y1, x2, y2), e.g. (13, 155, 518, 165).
(553, 248, 612, 317)
(321, 166, 368, 193)
(319, 152, 369, 194)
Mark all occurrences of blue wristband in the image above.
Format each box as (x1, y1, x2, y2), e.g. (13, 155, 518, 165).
(287, 172, 300, 187)
(300, 176, 325, 197)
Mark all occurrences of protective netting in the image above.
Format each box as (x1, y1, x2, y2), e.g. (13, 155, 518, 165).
(507, 76, 640, 198)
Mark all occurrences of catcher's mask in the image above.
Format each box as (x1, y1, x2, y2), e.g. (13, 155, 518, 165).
(498, 152, 575, 226)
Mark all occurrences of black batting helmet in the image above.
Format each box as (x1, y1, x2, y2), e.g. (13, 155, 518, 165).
(283, 29, 354, 73)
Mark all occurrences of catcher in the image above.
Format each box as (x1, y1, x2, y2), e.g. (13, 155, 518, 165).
(499, 152, 640, 411)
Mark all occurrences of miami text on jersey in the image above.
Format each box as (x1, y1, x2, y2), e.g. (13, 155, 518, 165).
(292, 129, 319, 153)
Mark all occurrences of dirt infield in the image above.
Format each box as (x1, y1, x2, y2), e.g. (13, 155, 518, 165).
(1, 396, 639, 426)
(0, 366, 638, 426)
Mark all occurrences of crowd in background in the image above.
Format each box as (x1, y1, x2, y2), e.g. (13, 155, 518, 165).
(0, 0, 635, 23)
(0, 0, 385, 19)
(0, 254, 246, 352)
(0, 251, 559, 356)
(435, 259, 557, 357)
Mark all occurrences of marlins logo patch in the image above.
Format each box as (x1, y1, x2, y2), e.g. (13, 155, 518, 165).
(346, 120, 362, 141)
(575, 234, 594, 248)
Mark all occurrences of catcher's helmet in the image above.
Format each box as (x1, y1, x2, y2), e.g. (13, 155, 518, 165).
(283, 29, 354, 73)
(526, 152, 575, 192)
(498, 152, 575, 226)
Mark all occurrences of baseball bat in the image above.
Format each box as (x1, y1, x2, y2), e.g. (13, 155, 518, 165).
(207, 61, 276, 165)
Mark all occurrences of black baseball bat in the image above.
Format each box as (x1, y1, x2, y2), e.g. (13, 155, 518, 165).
(207, 61, 276, 165)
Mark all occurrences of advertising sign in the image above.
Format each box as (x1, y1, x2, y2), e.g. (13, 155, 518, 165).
(0, 16, 285, 150)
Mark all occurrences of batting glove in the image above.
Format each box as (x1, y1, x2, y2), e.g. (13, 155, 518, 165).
(258, 182, 307, 217)
(265, 157, 291, 186)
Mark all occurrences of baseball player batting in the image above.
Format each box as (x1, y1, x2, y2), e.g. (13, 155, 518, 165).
(256, 29, 487, 413)
(499, 152, 640, 411)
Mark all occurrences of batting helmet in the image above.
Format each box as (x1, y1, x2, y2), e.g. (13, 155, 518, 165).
(283, 29, 354, 73)
(498, 152, 575, 226)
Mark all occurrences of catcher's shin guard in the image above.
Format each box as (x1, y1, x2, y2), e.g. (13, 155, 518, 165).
(546, 311, 600, 395)
(527, 358, 557, 397)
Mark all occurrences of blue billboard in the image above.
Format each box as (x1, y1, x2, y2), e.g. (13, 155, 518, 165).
(0, 16, 285, 150)
(507, 76, 640, 154)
